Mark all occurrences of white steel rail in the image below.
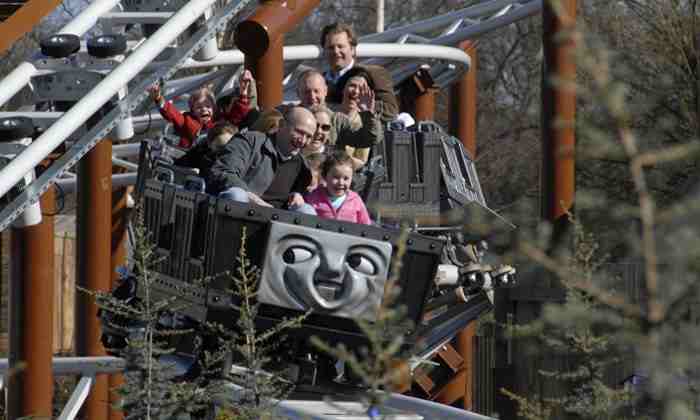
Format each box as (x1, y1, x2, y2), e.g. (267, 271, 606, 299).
(0, 356, 495, 420)
(360, 0, 539, 43)
(0, 0, 123, 108)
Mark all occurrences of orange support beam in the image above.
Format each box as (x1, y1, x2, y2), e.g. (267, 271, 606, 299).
(443, 41, 479, 411)
(7, 187, 55, 420)
(76, 138, 113, 420)
(449, 41, 478, 158)
(109, 185, 130, 420)
(234, 0, 320, 58)
(541, 0, 576, 234)
(414, 88, 436, 122)
(245, 35, 285, 110)
(238, 0, 319, 110)
(0, 0, 62, 55)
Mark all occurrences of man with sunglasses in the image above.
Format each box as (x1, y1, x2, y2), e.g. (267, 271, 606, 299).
(208, 106, 317, 213)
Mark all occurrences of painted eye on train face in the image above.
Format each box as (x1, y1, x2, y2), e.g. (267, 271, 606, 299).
(346, 253, 376, 275)
(282, 247, 314, 264)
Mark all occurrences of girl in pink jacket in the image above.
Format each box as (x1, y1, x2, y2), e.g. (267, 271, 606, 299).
(305, 151, 371, 225)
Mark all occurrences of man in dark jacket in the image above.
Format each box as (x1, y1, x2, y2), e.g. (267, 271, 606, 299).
(207, 107, 316, 213)
(320, 22, 399, 124)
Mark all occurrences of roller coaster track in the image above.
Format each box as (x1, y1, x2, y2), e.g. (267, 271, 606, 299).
(0, 0, 540, 233)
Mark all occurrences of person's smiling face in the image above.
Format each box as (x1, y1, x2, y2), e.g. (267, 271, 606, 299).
(298, 74, 328, 107)
(308, 111, 332, 151)
(324, 31, 355, 72)
(277, 108, 317, 157)
(191, 97, 214, 124)
(324, 162, 353, 198)
(342, 76, 368, 113)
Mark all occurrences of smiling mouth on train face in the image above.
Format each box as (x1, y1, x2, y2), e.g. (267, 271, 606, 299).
(313, 274, 345, 301)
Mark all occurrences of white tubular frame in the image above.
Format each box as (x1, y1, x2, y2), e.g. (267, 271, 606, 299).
(0, 0, 218, 199)
(361, 0, 538, 43)
(177, 43, 470, 70)
(0, 0, 123, 108)
(59, 0, 122, 35)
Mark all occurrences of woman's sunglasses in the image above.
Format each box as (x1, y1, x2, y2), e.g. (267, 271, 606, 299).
(317, 123, 332, 132)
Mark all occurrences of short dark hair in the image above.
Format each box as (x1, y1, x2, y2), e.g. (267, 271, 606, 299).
(338, 67, 375, 93)
(320, 22, 358, 48)
(321, 150, 354, 177)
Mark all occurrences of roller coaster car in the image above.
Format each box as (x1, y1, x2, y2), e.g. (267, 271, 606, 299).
(108, 122, 515, 388)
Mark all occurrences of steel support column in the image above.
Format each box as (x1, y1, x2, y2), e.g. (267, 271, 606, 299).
(236, 0, 318, 110)
(542, 0, 576, 238)
(445, 43, 478, 408)
(0, 0, 62, 55)
(401, 67, 436, 121)
(76, 138, 113, 420)
(245, 35, 284, 110)
(234, 0, 320, 58)
(109, 185, 129, 420)
(7, 187, 55, 420)
(414, 89, 436, 122)
(449, 41, 478, 158)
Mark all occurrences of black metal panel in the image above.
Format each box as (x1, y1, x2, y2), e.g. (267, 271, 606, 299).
(387, 130, 413, 202)
(412, 292, 492, 358)
(148, 272, 208, 321)
(142, 178, 215, 282)
(139, 173, 445, 347)
(370, 127, 448, 221)
(416, 130, 442, 204)
(440, 135, 486, 207)
(169, 189, 212, 281)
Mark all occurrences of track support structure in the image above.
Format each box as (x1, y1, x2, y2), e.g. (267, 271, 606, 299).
(449, 40, 478, 158)
(541, 0, 576, 241)
(75, 138, 113, 420)
(444, 40, 479, 409)
(7, 187, 55, 420)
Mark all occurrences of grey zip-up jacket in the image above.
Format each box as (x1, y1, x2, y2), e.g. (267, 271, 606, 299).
(207, 130, 311, 195)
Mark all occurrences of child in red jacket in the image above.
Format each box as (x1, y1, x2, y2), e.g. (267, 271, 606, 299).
(148, 71, 255, 149)
(305, 151, 371, 225)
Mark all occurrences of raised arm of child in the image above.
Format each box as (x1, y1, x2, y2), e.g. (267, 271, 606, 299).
(149, 83, 202, 149)
(220, 70, 257, 127)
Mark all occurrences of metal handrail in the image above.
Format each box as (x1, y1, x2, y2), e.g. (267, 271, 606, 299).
(0, 356, 125, 420)
(0, 356, 495, 420)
